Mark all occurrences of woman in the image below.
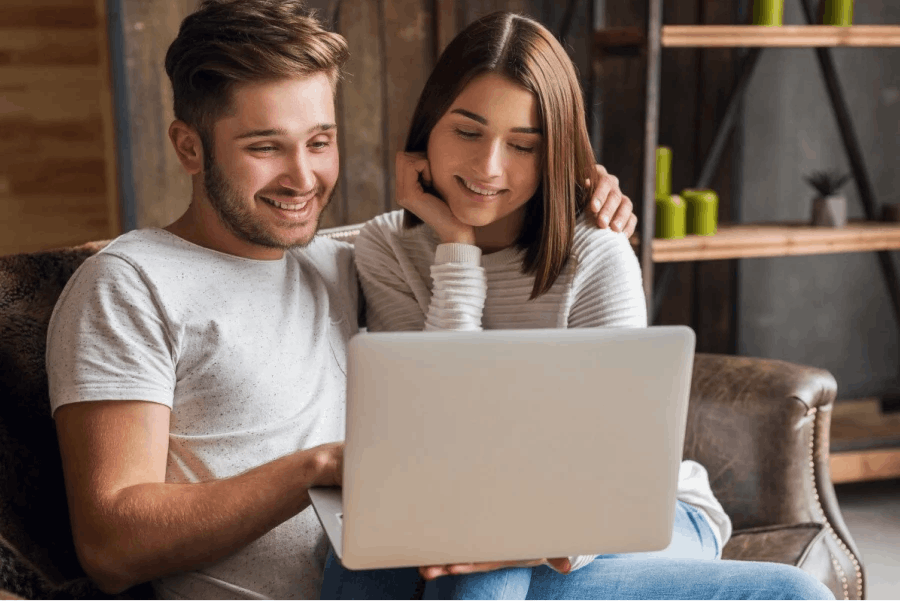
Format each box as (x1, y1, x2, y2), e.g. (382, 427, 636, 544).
(323, 11, 834, 601)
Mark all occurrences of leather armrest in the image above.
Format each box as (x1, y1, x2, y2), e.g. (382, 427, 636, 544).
(685, 354, 864, 599)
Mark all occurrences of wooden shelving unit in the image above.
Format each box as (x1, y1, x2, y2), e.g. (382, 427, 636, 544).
(640, 221, 900, 262)
(603, 0, 900, 485)
(662, 25, 900, 47)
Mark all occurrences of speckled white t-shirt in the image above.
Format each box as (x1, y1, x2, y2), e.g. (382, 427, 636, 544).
(46, 228, 359, 599)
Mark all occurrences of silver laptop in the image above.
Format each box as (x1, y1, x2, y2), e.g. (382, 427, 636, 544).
(309, 325, 695, 570)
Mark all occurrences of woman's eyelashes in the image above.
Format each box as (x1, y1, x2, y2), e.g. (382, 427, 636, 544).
(452, 128, 536, 155)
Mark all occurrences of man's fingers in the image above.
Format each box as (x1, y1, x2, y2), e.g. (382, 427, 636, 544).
(590, 180, 615, 218)
(623, 213, 638, 238)
(609, 195, 633, 232)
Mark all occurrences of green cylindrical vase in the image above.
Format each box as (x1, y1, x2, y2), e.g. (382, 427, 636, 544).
(823, 0, 853, 25)
(656, 147, 672, 197)
(682, 189, 719, 236)
(753, 0, 784, 25)
(655, 194, 686, 239)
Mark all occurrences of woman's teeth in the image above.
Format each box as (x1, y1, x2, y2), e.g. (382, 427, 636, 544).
(262, 197, 310, 211)
(461, 178, 500, 196)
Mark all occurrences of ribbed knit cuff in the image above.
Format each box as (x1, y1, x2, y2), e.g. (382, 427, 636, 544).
(434, 243, 482, 265)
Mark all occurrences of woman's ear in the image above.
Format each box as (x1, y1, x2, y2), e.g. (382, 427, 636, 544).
(169, 120, 204, 175)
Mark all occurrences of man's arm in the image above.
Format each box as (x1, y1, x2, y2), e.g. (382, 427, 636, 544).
(55, 400, 342, 594)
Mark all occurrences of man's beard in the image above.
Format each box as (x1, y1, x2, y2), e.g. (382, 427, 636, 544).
(202, 151, 334, 250)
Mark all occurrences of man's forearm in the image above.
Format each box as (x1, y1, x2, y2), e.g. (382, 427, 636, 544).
(74, 445, 337, 593)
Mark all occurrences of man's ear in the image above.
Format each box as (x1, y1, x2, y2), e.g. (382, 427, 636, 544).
(169, 120, 204, 175)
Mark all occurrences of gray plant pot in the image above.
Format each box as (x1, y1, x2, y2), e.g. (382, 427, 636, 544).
(811, 195, 847, 227)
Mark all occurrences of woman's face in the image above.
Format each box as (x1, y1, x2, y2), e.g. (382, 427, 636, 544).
(426, 73, 542, 239)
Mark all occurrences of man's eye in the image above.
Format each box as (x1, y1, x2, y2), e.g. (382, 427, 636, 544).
(310, 140, 332, 149)
(250, 146, 276, 152)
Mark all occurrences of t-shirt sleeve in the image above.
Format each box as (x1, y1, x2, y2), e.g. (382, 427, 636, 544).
(568, 230, 648, 328)
(46, 253, 176, 416)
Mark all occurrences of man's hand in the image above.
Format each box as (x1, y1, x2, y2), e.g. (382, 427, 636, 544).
(396, 152, 475, 245)
(586, 164, 637, 238)
(309, 442, 344, 488)
(419, 557, 571, 580)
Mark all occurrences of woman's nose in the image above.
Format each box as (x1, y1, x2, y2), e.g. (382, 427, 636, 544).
(473, 141, 503, 179)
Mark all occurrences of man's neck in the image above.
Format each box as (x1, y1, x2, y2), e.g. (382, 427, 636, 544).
(165, 197, 285, 261)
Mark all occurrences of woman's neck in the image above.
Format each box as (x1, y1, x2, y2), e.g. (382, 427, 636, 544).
(473, 206, 526, 254)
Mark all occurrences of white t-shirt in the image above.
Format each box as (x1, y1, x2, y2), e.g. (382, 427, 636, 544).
(47, 228, 359, 599)
(354, 211, 733, 566)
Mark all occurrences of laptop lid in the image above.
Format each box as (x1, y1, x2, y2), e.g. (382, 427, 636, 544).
(332, 325, 695, 570)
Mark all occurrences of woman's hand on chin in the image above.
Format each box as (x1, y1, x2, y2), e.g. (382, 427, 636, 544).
(397, 152, 476, 245)
(586, 164, 638, 238)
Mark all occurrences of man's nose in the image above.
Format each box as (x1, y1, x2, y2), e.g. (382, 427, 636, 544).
(281, 151, 315, 191)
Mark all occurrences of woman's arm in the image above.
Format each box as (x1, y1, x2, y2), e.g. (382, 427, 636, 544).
(355, 213, 488, 332)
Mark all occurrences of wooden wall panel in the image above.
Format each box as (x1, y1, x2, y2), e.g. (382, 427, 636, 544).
(690, 0, 742, 354)
(382, 0, 433, 211)
(119, 0, 198, 230)
(331, 0, 387, 227)
(0, 0, 118, 255)
(654, 0, 701, 327)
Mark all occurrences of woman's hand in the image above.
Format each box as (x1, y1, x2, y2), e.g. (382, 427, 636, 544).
(396, 152, 476, 245)
(586, 164, 637, 238)
(418, 557, 571, 581)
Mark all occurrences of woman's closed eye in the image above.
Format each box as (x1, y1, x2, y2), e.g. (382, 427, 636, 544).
(454, 127, 480, 140)
(510, 143, 535, 154)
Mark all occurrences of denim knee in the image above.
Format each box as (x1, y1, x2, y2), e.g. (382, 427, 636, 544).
(755, 564, 835, 600)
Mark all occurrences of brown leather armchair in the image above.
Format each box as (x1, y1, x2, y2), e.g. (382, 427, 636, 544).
(0, 228, 864, 599)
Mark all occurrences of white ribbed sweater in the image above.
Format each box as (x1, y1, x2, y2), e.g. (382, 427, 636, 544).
(354, 210, 732, 570)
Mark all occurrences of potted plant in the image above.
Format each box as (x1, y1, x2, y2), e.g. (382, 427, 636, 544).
(806, 170, 851, 228)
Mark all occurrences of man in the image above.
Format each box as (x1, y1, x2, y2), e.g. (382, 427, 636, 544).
(46, 1, 636, 598)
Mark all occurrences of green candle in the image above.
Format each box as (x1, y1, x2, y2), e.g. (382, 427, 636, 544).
(655, 194, 686, 239)
(656, 147, 672, 197)
(753, 0, 784, 25)
(823, 0, 853, 25)
(682, 189, 718, 236)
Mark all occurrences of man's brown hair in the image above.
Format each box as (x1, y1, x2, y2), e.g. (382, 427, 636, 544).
(165, 0, 349, 146)
(403, 11, 595, 300)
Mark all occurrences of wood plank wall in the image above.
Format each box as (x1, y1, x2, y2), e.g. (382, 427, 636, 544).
(0, 0, 119, 255)
(115, 0, 741, 351)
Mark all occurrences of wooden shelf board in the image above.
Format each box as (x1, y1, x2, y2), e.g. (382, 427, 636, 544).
(634, 221, 900, 262)
(662, 25, 900, 48)
(830, 448, 900, 484)
(828, 398, 900, 484)
(831, 398, 900, 453)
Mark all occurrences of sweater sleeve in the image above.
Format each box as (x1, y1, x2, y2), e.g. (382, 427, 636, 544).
(426, 243, 486, 331)
(353, 213, 487, 332)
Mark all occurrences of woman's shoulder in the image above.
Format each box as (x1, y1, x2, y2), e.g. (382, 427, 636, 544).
(571, 218, 637, 263)
(360, 209, 405, 239)
(356, 210, 437, 265)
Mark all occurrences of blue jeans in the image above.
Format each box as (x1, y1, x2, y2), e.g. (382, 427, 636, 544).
(320, 501, 835, 600)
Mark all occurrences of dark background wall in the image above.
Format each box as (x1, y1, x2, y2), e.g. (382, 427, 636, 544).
(737, 0, 900, 400)
(109, 0, 900, 400)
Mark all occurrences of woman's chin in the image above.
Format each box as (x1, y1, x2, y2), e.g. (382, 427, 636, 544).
(447, 204, 497, 228)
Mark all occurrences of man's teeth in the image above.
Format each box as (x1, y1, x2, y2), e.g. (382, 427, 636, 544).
(263, 197, 310, 210)
(462, 179, 500, 196)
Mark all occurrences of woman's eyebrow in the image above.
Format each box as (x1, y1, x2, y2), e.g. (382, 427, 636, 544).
(449, 108, 541, 135)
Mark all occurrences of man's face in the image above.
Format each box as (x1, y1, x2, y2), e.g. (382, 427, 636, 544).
(201, 73, 339, 259)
